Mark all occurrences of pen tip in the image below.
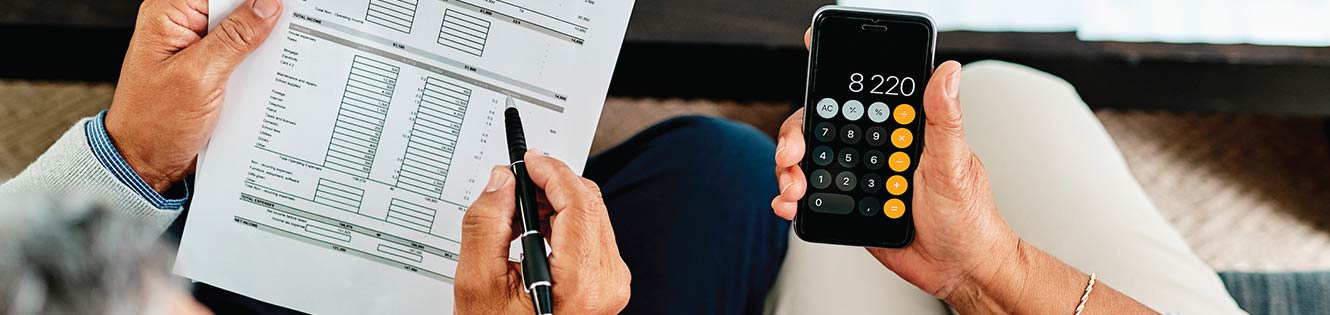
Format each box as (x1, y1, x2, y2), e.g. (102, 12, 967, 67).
(505, 95, 516, 109)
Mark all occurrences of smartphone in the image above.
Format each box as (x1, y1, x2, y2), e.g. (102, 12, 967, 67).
(794, 6, 935, 248)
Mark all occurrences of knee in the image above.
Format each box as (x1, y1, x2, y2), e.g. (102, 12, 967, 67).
(649, 115, 776, 171)
(963, 60, 1083, 103)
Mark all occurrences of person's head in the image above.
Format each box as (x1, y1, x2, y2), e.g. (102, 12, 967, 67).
(0, 197, 211, 315)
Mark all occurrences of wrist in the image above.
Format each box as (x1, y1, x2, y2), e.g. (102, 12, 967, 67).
(946, 238, 1091, 314)
(104, 115, 187, 192)
(945, 237, 1035, 313)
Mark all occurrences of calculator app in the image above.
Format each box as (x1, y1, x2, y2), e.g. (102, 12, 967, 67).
(797, 10, 932, 247)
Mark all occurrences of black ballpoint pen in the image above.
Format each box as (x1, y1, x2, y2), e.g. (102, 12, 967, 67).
(504, 96, 555, 315)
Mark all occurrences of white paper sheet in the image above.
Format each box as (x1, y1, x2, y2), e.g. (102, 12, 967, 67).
(175, 0, 635, 314)
(838, 0, 1082, 32)
(1078, 0, 1330, 47)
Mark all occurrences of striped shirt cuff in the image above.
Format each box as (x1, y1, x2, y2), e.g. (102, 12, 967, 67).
(84, 111, 189, 210)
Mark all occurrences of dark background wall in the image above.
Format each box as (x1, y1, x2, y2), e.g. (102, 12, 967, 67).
(4, 0, 1330, 114)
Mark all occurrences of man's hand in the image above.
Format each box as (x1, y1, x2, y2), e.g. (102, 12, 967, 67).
(455, 152, 630, 315)
(105, 0, 283, 192)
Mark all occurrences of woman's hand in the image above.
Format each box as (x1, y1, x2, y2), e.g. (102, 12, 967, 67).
(105, 0, 282, 192)
(772, 30, 1155, 314)
(455, 152, 631, 315)
(772, 58, 1019, 300)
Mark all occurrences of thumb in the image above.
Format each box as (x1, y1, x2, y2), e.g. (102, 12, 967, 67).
(921, 61, 969, 167)
(458, 166, 518, 276)
(179, 0, 282, 79)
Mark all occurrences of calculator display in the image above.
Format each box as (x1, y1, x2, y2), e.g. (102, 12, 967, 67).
(795, 8, 934, 248)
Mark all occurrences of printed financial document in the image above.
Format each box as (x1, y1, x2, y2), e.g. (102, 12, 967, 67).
(175, 0, 635, 313)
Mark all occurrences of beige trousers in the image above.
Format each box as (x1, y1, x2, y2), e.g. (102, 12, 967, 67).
(765, 61, 1247, 315)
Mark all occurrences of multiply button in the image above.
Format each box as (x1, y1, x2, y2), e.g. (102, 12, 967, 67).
(886, 175, 908, 195)
(868, 102, 890, 123)
(816, 98, 839, 119)
(843, 100, 865, 121)
(884, 198, 905, 219)
(808, 193, 854, 214)
(891, 128, 913, 148)
(888, 152, 911, 172)
(894, 103, 916, 124)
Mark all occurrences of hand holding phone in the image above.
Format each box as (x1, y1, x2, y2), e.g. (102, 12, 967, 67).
(770, 5, 1022, 298)
(792, 6, 935, 248)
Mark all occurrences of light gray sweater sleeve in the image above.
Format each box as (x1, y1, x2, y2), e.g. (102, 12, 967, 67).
(0, 118, 180, 233)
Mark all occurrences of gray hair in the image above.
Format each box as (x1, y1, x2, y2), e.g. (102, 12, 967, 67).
(0, 197, 183, 315)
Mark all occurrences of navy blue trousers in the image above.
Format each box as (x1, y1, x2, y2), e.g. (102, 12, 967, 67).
(190, 116, 791, 315)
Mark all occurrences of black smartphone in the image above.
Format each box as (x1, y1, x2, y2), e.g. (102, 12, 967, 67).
(794, 6, 935, 248)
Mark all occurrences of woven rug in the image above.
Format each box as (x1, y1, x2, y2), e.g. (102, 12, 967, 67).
(2, 80, 1328, 271)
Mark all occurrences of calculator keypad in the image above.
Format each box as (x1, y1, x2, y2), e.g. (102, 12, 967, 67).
(806, 98, 918, 220)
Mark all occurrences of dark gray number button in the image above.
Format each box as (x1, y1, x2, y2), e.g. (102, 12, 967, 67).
(835, 171, 857, 191)
(814, 122, 836, 142)
(812, 146, 834, 166)
(866, 126, 887, 146)
(861, 174, 882, 193)
(841, 124, 862, 144)
(838, 148, 859, 168)
(864, 150, 885, 170)
(808, 193, 854, 214)
(809, 169, 832, 189)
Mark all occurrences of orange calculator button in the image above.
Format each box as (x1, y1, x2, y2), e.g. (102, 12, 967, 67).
(884, 198, 905, 219)
(886, 175, 908, 196)
(888, 152, 911, 172)
(893, 104, 916, 125)
(891, 128, 913, 148)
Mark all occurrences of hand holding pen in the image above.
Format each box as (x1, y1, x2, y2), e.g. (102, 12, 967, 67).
(453, 101, 631, 315)
(504, 103, 555, 314)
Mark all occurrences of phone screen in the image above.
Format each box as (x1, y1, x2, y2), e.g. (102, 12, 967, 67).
(795, 8, 933, 247)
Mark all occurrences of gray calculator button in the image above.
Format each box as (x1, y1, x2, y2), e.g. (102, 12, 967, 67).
(814, 122, 836, 142)
(812, 146, 834, 166)
(859, 197, 880, 216)
(868, 102, 890, 123)
(840, 124, 862, 144)
(834, 171, 857, 191)
(838, 148, 859, 168)
(864, 150, 885, 170)
(816, 98, 838, 119)
(866, 126, 887, 146)
(808, 193, 854, 214)
(862, 174, 882, 193)
(842, 100, 865, 121)
(809, 169, 833, 189)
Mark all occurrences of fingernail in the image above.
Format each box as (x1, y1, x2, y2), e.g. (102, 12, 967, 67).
(775, 142, 786, 157)
(484, 166, 509, 192)
(253, 0, 280, 19)
(945, 65, 962, 100)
